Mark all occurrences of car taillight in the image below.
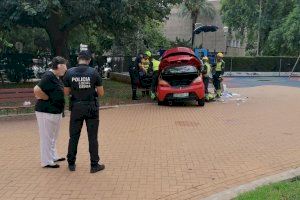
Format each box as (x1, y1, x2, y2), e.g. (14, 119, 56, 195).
(158, 79, 170, 87)
(192, 76, 202, 84)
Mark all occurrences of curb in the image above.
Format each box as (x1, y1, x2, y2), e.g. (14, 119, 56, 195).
(202, 167, 300, 200)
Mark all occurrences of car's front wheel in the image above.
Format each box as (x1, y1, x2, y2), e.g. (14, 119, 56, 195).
(198, 98, 205, 107)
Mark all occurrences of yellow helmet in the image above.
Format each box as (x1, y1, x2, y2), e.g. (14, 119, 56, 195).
(144, 50, 152, 57)
(217, 52, 224, 58)
(202, 56, 209, 61)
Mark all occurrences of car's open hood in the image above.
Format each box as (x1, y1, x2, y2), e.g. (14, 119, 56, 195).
(159, 47, 201, 71)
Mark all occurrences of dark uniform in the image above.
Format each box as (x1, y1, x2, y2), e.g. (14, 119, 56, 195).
(129, 54, 142, 100)
(63, 64, 102, 167)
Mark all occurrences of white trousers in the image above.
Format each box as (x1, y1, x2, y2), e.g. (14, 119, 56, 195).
(35, 111, 62, 167)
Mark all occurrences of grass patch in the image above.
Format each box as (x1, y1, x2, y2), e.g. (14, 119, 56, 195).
(0, 79, 151, 116)
(235, 176, 300, 200)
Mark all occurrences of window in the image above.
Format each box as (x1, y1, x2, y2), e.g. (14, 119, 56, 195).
(237, 40, 241, 48)
(231, 40, 235, 47)
(163, 65, 198, 75)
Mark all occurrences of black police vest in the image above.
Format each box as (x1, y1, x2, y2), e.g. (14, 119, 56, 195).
(68, 65, 98, 102)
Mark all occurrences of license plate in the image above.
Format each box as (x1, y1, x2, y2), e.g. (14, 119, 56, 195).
(173, 93, 189, 98)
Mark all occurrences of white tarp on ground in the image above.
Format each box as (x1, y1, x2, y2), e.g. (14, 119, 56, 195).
(216, 84, 248, 106)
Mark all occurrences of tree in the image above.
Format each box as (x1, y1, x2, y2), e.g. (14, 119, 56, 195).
(221, 0, 298, 56)
(266, 4, 300, 56)
(0, 0, 180, 58)
(114, 19, 172, 55)
(68, 23, 114, 56)
(0, 26, 50, 54)
(170, 37, 192, 48)
(182, 0, 216, 47)
(0, 31, 13, 53)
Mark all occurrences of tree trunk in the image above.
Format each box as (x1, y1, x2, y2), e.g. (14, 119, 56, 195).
(191, 12, 198, 48)
(47, 30, 70, 59)
(45, 14, 70, 59)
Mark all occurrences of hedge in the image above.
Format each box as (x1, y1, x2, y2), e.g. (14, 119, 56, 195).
(223, 56, 299, 72)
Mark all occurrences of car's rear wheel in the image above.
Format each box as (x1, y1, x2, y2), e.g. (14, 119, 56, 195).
(198, 98, 205, 107)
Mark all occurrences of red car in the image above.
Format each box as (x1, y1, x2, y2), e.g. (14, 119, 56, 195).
(156, 47, 205, 106)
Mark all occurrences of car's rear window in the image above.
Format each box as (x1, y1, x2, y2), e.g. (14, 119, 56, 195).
(163, 65, 198, 75)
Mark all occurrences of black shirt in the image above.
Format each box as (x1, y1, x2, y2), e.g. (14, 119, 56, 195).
(129, 56, 141, 72)
(35, 71, 65, 114)
(63, 64, 102, 102)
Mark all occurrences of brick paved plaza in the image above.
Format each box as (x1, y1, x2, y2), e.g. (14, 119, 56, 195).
(1, 85, 300, 200)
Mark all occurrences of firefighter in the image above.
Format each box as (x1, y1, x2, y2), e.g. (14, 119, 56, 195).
(150, 57, 160, 100)
(212, 53, 225, 97)
(201, 56, 214, 101)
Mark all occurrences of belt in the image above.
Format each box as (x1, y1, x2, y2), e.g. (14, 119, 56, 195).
(72, 100, 95, 105)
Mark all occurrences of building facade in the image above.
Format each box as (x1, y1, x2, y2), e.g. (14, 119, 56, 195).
(163, 0, 246, 56)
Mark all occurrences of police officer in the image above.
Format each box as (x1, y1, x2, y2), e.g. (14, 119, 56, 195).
(129, 53, 143, 100)
(64, 50, 105, 173)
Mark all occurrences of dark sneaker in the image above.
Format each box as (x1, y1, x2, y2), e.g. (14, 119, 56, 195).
(68, 164, 76, 171)
(44, 164, 59, 168)
(54, 157, 66, 162)
(90, 164, 105, 173)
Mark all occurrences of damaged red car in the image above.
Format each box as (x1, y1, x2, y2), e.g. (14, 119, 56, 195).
(156, 47, 205, 106)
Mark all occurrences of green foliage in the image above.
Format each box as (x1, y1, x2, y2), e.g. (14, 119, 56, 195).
(221, 0, 299, 56)
(2, 54, 34, 83)
(266, 5, 300, 56)
(68, 23, 114, 55)
(0, 0, 181, 57)
(235, 177, 300, 200)
(0, 26, 50, 54)
(183, 0, 216, 20)
(170, 37, 192, 48)
(115, 19, 172, 55)
(0, 32, 13, 53)
(181, 0, 216, 46)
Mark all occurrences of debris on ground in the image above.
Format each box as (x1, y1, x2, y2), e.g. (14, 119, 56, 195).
(215, 84, 248, 105)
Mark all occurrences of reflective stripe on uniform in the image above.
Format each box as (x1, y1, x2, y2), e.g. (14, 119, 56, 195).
(204, 62, 211, 77)
(216, 61, 224, 72)
(142, 58, 150, 71)
(152, 59, 160, 71)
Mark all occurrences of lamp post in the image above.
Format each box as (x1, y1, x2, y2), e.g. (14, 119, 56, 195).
(223, 26, 229, 55)
(257, 0, 262, 56)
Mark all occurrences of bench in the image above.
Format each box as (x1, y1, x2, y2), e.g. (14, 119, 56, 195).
(0, 88, 35, 115)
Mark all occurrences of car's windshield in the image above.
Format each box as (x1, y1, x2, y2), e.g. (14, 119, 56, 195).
(163, 65, 198, 75)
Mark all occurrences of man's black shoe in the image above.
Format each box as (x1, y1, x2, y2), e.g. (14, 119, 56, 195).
(132, 96, 141, 100)
(44, 164, 59, 168)
(54, 157, 66, 162)
(90, 164, 105, 173)
(68, 164, 76, 171)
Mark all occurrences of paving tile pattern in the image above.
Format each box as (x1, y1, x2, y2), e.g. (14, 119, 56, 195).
(1, 86, 300, 200)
